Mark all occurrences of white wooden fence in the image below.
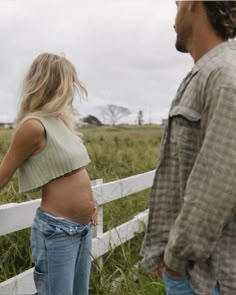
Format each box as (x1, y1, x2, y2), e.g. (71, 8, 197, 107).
(0, 170, 155, 295)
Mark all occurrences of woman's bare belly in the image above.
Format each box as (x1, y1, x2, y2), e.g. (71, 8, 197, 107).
(40, 167, 95, 224)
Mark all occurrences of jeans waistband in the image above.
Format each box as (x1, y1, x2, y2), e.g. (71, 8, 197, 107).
(36, 208, 91, 229)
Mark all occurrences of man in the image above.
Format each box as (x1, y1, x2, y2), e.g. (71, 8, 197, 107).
(140, 1, 236, 295)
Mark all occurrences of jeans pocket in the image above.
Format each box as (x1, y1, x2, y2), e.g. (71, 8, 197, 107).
(34, 268, 47, 295)
(163, 270, 195, 295)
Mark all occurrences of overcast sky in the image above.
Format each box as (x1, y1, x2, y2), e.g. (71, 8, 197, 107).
(0, 0, 193, 124)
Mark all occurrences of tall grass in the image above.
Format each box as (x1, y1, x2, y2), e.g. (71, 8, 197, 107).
(0, 125, 164, 294)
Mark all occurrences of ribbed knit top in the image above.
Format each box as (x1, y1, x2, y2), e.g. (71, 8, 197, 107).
(18, 115, 90, 193)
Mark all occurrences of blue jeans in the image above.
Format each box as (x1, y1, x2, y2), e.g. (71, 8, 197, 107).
(163, 270, 219, 295)
(31, 208, 92, 295)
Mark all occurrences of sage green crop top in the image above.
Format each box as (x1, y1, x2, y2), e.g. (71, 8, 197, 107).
(18, 115, 90, 193)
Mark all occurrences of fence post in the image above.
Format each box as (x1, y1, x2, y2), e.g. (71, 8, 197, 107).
(91, 179, 104, 268)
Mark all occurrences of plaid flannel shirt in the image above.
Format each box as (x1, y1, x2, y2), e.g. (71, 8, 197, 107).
(140, 41, 236, 295)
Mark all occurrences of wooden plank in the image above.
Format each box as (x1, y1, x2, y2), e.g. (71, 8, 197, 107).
(92, 170, 155, 205)
(0, 199, 40, 236)
(0, 268, 36, 295)
(0, 171, 155, 236)
(92, 210, 149, 258)
(0, 210, 149, 295)
(0, 179, 103, 237)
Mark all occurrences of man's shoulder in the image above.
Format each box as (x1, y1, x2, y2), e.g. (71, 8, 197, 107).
(201, 58, 236, 90)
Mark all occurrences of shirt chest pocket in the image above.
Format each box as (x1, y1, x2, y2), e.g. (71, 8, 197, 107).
(169, 105, 202, 156)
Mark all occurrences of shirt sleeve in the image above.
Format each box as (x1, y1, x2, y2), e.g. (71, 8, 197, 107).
(164, 86, 236, 273)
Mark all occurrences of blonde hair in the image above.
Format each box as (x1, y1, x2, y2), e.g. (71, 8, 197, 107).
(16, 53, 87, 130)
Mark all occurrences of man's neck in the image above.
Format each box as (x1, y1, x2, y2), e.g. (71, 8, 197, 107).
(188, 27, 225, 63)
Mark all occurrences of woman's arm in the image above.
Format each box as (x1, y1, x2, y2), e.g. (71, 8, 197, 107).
(0, 119, 45, 189)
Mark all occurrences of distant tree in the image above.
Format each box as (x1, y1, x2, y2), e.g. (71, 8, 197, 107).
(99, 104, 131, 126)
(82, 115, 103, 126)
(138, 110, 144, 126)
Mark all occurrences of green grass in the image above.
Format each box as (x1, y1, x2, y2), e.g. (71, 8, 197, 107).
(0, 125, 164, 294)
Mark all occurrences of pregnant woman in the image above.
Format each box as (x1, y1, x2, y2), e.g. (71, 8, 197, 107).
(0, 53, 97, 295)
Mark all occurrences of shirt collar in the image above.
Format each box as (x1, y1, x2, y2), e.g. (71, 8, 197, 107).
(191, 40, 236, 74)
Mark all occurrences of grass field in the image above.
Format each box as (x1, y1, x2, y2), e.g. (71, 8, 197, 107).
(0, 125, 165, 294)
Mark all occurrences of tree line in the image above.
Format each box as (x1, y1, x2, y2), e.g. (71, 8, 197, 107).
(82, 104, 144, 126)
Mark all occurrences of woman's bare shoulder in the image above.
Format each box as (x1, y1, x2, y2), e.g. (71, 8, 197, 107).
(17, 118, 45, 139)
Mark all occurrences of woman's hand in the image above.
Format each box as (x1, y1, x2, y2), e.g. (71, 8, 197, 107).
(91, 200, 98, 226)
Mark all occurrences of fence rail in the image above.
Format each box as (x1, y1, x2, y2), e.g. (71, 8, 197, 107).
(0, 170, 155, 295)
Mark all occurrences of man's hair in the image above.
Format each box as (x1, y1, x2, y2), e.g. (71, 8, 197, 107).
(202, 1, 236, 40)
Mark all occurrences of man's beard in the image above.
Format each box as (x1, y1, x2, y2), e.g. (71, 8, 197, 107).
(175, 36, 188, 53)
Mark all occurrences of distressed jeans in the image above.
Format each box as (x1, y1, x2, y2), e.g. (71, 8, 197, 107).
(163, 270, 219, 295)
(31, 208, 92, 295)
